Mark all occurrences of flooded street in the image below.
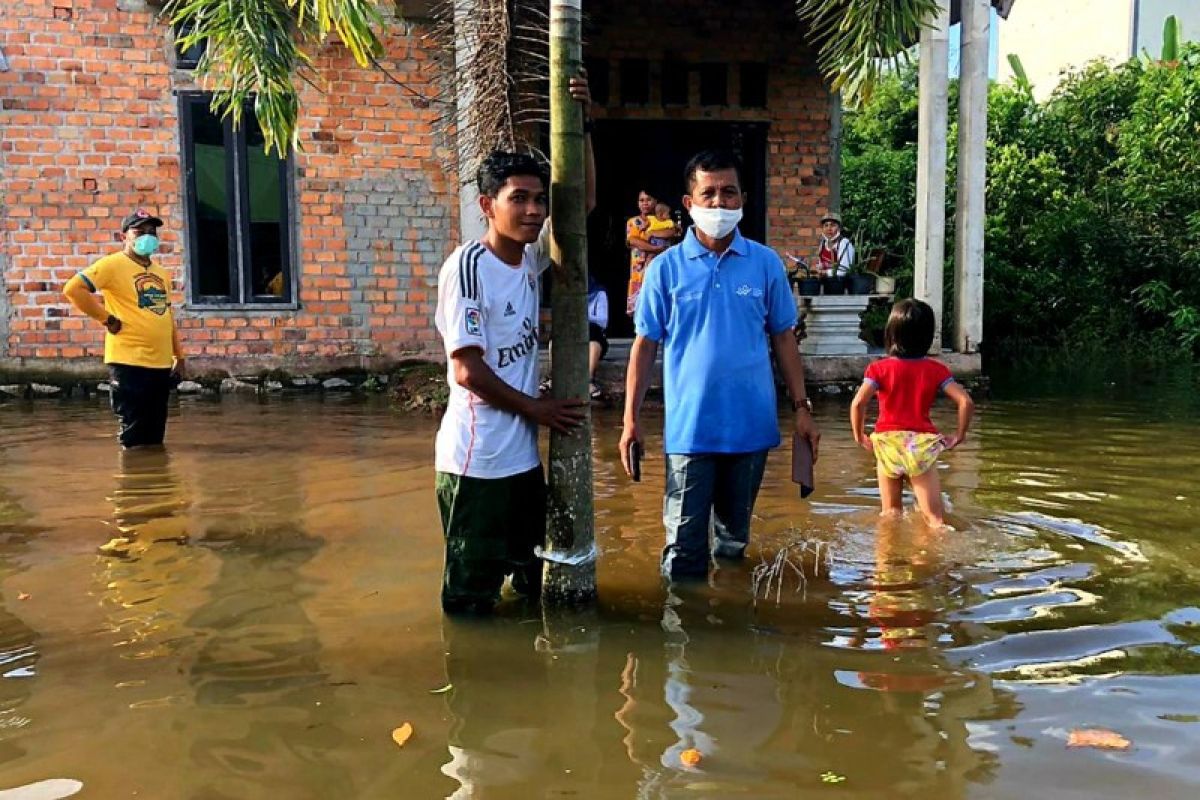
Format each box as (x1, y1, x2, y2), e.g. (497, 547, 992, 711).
(1, 388, 1199, 798)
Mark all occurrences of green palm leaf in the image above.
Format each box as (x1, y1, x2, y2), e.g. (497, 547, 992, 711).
(1162, 15, 1180, 62)
(166, 0, 386, 155)
(796, 0, 943, 102)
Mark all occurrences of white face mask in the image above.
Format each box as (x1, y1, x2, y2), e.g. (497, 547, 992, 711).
(688, 206, 742, 239)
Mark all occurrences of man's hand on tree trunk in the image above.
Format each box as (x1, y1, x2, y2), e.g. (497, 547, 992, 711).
(527, 397, 586, 434)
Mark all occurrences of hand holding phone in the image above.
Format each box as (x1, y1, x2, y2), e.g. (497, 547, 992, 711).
(619, 422, 644, 482)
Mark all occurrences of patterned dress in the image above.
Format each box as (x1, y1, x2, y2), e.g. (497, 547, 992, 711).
(625, 215, 652, 316)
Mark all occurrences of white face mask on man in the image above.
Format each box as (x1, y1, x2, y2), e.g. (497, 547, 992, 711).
(688, 206, 742, 239)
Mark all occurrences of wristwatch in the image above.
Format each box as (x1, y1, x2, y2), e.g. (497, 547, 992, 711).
(792, 397, 813, 413)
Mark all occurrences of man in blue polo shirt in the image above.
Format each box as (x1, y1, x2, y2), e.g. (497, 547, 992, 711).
(620, 149, 821, 579)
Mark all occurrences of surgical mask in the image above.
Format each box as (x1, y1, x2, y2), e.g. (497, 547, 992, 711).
(132, 234, 159, 257)
(688, 206, 742, 239)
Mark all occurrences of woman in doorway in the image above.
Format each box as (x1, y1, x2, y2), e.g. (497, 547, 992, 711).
(625, 190, 667, 316)
(817, 212, 855, 276)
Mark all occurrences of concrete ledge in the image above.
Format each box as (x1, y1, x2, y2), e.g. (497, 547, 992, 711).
(803, 351, 982, 382)
(0, 347, 984, 404)
(576, 341, 983, 397)
(0, 359, 445, 405)
(0, 353, 433, 379)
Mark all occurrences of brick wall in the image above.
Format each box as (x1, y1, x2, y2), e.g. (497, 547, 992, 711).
(0, 0, 455, 371)
(0, 0, 831, 372)
(587, 0, 834, 256)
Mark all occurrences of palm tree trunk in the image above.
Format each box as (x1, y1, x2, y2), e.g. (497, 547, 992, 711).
(453, 0, 486, 242)
(543, 0, 595, 606)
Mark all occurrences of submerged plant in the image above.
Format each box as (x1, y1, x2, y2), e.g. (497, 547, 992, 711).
(752, 538, 833, 605)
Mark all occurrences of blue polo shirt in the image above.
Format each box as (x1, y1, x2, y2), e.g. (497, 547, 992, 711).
(635, 227, 798, 454)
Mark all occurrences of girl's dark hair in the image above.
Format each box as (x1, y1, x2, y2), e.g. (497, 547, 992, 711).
(884, 298, 936, 357)
(477, 150, 549, 198)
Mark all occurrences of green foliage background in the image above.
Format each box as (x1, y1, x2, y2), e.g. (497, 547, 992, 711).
(841, 46, 1200, 364)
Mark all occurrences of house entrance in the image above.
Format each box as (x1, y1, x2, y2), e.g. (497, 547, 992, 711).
(587, 120, 769, 337)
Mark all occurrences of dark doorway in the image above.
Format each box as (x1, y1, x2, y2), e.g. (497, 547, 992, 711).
(587, 120, 769, 336)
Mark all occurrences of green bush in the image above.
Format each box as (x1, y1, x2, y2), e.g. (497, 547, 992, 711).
(841, 46, 1200, 361)
(842, 144, 917, 275)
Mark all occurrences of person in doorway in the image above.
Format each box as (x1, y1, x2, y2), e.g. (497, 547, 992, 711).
(587, 275, 609, 400)
(849, 299, 975, 528)
(620, 149, 821, 580)
(433, 77, 597, 614)
(63, 209, 186, 449)
(646, 201, 681, 249)
(816, 212, 855, 277)
(625, 190, 666, 316)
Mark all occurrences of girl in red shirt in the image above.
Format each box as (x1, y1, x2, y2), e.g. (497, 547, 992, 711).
(850, 299, 975, 527)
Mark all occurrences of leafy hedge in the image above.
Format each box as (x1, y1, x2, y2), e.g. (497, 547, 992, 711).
(841, 46, 1200, 362)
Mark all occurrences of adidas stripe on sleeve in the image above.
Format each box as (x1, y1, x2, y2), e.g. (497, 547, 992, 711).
(436, 243, 488, 357)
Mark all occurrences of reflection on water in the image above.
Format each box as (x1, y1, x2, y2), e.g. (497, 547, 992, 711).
(0, 485, 39, 772)
(0, 394, 1198, 797)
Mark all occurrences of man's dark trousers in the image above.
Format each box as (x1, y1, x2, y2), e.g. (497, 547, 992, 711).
(109, 364, 173, 448)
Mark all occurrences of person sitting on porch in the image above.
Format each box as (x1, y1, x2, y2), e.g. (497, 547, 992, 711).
(817, 212, 855, 277)
(587, 275, 609, 400)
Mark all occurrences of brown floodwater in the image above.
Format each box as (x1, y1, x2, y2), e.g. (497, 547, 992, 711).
(1, 389, 1199, 799)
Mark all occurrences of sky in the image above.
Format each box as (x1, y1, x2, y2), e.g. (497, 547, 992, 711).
(947, 9, 1003, 78)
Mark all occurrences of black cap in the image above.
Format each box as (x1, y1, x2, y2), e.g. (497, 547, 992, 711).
(121, 209, 164, 232)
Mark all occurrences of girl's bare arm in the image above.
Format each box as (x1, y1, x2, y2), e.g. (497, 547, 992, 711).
(850, 381, 876, 450)
(942, 381, 975, 449)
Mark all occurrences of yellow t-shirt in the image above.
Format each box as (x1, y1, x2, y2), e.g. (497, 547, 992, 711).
(646, 216, 676, 236)
(79, 252, 176, 369)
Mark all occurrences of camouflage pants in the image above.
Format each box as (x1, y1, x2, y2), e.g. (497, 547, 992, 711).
(435, 466, 545, 613)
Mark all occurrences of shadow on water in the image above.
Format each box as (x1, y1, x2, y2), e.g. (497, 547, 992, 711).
(0, 394, 1199, 797)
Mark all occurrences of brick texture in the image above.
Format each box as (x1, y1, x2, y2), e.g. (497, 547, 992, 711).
(587, 0, 834, 254)
(0, 1, 455, 369)
(0, 0, 831, 370)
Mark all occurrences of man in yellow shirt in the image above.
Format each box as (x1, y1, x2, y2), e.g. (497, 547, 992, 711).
(64, 209, 186, 448)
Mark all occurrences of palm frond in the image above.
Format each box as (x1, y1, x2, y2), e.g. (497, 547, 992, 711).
(423, 0, 551, 180)
(796, 0, 943, 103)
(167, 0, 387, 155)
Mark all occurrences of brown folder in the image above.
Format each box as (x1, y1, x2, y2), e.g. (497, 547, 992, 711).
(792, 433, 814, 498)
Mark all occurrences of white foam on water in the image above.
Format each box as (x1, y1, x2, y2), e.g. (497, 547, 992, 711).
(0, 780, 84, 800)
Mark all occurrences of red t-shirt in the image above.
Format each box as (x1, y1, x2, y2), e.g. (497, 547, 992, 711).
(864, 357, 955, 434)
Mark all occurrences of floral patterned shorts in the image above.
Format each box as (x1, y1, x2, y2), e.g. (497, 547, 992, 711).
(870, 431, 945, 479)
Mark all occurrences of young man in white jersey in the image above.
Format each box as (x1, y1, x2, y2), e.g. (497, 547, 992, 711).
(434, 81, 596, 613)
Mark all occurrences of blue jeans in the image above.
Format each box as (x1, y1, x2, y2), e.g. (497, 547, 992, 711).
(661, 451, 769, 579)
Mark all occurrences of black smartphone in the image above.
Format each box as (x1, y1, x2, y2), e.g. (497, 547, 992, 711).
(630, 442, 642, 482)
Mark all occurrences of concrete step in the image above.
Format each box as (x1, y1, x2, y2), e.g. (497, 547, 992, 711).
(539, 338, 981, 399)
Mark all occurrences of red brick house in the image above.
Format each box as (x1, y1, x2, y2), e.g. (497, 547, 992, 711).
(0, 0, 836, 374)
